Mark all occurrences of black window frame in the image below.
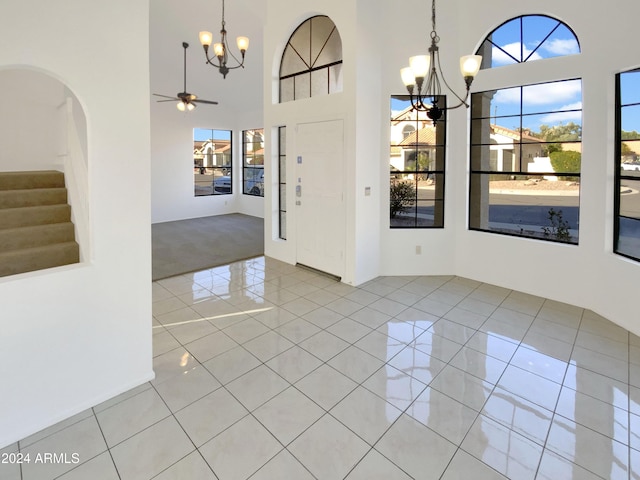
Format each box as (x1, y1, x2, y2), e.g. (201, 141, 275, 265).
(242, 128, 265, 197)
(278, 126, 287, 240)
(614, 68, 640, 261)
(468, 79, 582, 244)
(279, 15, 343, 103)
(194, 128, 233, 197)
(390, 94, 447, 229)
(476, 14, 580, 70)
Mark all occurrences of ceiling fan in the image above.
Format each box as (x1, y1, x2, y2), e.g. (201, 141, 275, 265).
(153, 42, 218, 111)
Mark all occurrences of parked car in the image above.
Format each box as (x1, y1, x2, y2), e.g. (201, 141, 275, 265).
(621, 161, 640, 171)
(213, 175, 231, 194)
(245, 169, 264, 196)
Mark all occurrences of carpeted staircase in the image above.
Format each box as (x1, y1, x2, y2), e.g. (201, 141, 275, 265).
(0, 171, 80, 277)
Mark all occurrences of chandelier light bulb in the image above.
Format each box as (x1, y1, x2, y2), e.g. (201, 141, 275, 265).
(460, 55, 482, 77)
(409, 55, 430, 79)
(236, 36, 249, 53)
(199, 31, 213, 47)
(400, 67, 416, 88)
(213, 42, 225, 57)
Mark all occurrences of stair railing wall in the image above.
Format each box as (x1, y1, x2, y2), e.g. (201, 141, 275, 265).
(59, 97, 89, 262)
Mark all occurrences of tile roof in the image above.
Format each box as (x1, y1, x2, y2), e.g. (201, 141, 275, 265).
(398, 126, 437, 146)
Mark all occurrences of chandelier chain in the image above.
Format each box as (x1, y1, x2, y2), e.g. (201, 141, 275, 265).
(430, 0, 438, 42)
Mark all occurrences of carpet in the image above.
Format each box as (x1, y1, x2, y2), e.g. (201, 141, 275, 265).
(152, 213, 264, 281)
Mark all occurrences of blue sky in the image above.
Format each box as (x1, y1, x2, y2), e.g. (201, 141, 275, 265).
(194, 128, 231, 141)
(392, 15, 640, 135)
(487, 16, 579, 66)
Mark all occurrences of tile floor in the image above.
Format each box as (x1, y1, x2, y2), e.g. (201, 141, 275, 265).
(3, 256, 640, 479)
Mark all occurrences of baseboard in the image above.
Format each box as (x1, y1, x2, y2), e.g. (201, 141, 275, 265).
(0, 371, 156, 450)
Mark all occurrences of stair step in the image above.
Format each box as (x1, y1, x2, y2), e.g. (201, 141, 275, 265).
(0, 188, 67, 209)
(0, 204, 72, 229)
(0, 171, 65, 191)
(0, 223, 76, 252)
(0, 241, 79, 277)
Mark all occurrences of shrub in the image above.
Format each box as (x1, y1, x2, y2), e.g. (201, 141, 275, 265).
(550, 150, 581, 174)
(390, 181, 416, 218)
(542, 208, 572, 242)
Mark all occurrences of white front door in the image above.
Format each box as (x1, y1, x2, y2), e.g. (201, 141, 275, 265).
(295, 119, 345, 278)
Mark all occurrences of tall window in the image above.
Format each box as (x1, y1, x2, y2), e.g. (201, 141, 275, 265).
(470, 16, 581, 244)
(390, 95, 446, 228)
(194, 128, 232, 196)
(279, 16, 343, 103)
(615, 69, 640, 261)
(278, 127, 287, 240)
(242, 129, 264, 196)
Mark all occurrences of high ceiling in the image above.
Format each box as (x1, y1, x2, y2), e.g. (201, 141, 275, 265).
(150, 0, 266, 114)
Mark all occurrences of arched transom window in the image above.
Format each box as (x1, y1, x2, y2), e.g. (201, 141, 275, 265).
(477, 15, 580, 69)
(279, 15, 343, 103)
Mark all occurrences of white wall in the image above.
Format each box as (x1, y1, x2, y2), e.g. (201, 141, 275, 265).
(262, 0, 640, 335)
(375, 0, 640, 335)
(263, 0, 385, 285)
(0, 0, 153, 448)
(155, 0, 640, 342)
(455, 0, 640, 335)
(377, 0, 463, 277)
(0, 69, 65, 172)
(149, 0, 265, 224)
(149, 104, 265, 223)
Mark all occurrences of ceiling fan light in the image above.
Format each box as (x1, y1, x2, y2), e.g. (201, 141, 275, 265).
(236, 36, 249, 53)
(199, 31, 213, 47)
(187, 102, 196, 111)
(176, 101, 186, 111)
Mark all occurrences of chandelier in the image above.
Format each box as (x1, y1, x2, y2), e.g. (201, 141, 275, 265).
(199, 0, 249, 79)
(400, 0, 482, 124)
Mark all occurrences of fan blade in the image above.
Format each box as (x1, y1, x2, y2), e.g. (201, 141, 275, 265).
(156, 99, 178, 103)
(153, 93, 178, 99)
(193, 99, 219, 105)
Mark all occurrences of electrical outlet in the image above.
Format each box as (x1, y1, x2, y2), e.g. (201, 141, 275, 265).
(416, 245, 422, 255)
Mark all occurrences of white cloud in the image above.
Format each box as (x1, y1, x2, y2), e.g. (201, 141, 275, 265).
(542, 38, 580, 56)
(522, 80, 581, 106)
(493, 87, 521, 104)
(494, 80, 581, 108)
(539, 103, 583, 124)
(492, 42, 542, 66)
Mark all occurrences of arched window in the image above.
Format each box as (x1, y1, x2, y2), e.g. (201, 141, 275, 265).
(469, 16, 582, 244)
(477, 15, 580, 69)
(402, 124, 416, 139)
(279, 16, 343, 103)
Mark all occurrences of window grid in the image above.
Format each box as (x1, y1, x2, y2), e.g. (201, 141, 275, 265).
(278, 126, 287, 240)
(476, 15, 580, 69)
(390, 95, 446, 229)
(469, 80, 582, 244)
(614, 68, 640, 261)
(242, 129, 265, 197)
(279, 16, 343, 103)
(194, 129, 232, 196)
